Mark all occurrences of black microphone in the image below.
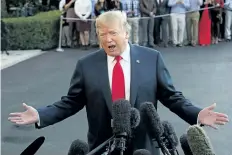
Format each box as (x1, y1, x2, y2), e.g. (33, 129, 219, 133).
(179, 134, 193, 155)
(133, 149, 151, 155)
(187, 125, 215, 155)
(20, 136, 45, 155)
(139, 102, 171, 155)
(162, 121, 179, 154)
(67, 139, 89, 155)
(110, 99, 131, 155)
(130, 107, 140, 129)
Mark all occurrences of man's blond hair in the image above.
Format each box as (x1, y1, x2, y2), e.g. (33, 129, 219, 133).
(95, 10, 131, 36)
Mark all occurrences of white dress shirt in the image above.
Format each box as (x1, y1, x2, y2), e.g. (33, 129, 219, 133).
(107, 43, 131, 101)
(157, 0, 163, 4)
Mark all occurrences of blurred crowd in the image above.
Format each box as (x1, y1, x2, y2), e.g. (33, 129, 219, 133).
(54, 0, 232, 49)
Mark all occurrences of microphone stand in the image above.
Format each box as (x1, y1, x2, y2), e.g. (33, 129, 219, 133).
(162, 135, 179, 155)
(116, 132, 127, 155)
(153, 138, 171, 155)
(106, 132, 127, 155)
(87, 136, 114, 155)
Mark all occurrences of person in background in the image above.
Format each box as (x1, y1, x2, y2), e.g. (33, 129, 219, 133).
(168, 17, 173, 45)
(74, 0, 93, 50)
(1, 20, 10, 55)
(122, 0, 140, 45)
(186, 0, 203, 46)
(224, 0, 232, 41)
(219, 8, 226, 41)
(210, 0, 224, 44)
(89, 0, 99, 47)
(139, 0, 156, 47)
(59, 0, 80, 47)
(199, 0, 212, 46)
(94, 0, 109, 47)
(107, 0, 123, 10)
(153, 0, 171, 47)
(168, 0, 190, 47)
(114, 0, 123, 10)
(59, 1, 72, 48)
(61, 12, 72, 48)
(95, 0, 108, 16)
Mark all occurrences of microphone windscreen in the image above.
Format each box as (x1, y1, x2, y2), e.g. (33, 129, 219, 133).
(20, 136, 45, 155)
(139, 102, 164, 139)
(162, 121, 178, 147)
(112, 99, 131, 136)
(130, 107, 140, 129)
(180, 134, 193, 155)
(187, 125, 215, 155)
(133, 149, 151, 155)
(67, 139, 89, 155)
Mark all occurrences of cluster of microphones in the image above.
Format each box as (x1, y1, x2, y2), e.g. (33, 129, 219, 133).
(19, 99, 216, 155)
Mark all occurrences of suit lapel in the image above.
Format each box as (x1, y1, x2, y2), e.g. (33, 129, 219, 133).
(130, 44, 141, 107)
(96, 50, 113, 116)
(96, 45, 141, 115)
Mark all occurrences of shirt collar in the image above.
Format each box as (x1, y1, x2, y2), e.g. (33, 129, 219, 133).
(107, 43, 130, 62)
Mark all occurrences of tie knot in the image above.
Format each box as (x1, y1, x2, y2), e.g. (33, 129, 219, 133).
(115, 56, 122, 62)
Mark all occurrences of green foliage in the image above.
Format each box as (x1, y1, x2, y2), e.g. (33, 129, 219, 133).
(2, 10, 62, 50)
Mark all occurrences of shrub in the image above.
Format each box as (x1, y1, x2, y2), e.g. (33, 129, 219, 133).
(2, 10, 62, 50)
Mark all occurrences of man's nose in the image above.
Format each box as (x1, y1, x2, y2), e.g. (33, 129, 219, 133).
(105, 34, 113, 43)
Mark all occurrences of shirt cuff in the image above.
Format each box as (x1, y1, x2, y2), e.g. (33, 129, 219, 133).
(197, 113, 204, 127)
(35, 110, 41, 127)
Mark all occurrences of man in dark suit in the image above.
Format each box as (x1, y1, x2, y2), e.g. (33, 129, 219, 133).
(139, 0, 156, 47)
(8, 10, 229, 155)
(153, 0, 171, 47)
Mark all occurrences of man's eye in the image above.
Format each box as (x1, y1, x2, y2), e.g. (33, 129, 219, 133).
(99, 33, 105, 37)
(110, 32, 117, 35)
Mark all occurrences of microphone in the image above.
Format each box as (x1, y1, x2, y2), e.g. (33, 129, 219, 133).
(187, 125, 215, 155)
(130, 107, 140, 129)
(139, 102, 171, 155)
(162, 121, 179, 154)
(20, 136, 45, 155)
(180, 134, 193, 155)
(110, 99, 131, 155)
(67, 139, 89, 155)
(133, 149, 151, 155)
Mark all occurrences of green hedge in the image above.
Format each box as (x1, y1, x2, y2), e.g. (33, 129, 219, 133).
(2, 10, 62, 50)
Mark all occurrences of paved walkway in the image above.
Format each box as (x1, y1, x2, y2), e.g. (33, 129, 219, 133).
(1, 50, 45, 70)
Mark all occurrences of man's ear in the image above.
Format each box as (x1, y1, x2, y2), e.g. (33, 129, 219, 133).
(125, 31, 129, 39)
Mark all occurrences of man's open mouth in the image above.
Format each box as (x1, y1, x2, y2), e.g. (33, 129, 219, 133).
(108, 45, 116, 50)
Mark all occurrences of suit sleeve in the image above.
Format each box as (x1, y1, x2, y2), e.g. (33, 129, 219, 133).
(35, 60, 86, 129)
(152, 2, 156, 14)
(139, 0, 150, 15)
(156, 52, 202, 125)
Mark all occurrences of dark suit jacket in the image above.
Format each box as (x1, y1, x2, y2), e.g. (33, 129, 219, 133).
(36, 44, 201, 155)
(139, 0, 157, 17)
(155, 0, 171, 15)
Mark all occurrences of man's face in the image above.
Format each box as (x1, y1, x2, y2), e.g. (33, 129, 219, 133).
(97, 21, 129, 57)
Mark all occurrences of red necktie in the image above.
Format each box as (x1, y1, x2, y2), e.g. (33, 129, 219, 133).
(112, 56, 125, 102)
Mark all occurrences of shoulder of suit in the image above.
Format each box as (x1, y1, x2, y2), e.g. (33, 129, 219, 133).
(132, 44, 160, 56)
(78, 48, 105, 62)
